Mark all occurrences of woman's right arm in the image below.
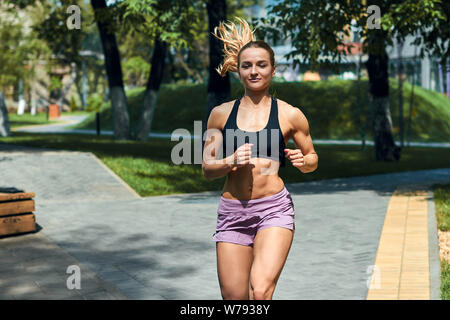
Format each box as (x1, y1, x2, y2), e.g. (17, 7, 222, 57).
(202, 107, 253, 180)
(202, 107, 235, 180)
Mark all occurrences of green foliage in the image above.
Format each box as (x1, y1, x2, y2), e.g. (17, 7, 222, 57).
(49, 76, 62, 92)
(258, 0, 448, 69)
(379, 0, 449, 59)
(33, 0, 94, 66)
(0, 5, 49, 91)
(86, 93, 105, 112)
(70, 96, 78, 112)
(120, 0, 200, 50)
(123, 56, 151, 87)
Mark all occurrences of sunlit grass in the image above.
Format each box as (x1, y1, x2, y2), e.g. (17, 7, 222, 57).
(433, 183, 450, 300)
(8, 113, 57, 128)
(8, 111, 91, 128)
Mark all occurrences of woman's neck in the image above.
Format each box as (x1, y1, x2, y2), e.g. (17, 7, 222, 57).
(242, 90, 271, 108)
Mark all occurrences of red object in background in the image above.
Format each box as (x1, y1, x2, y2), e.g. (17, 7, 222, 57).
(48, 104, 60, 119)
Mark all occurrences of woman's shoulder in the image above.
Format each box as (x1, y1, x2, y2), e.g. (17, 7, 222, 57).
(213, 99, 235, 112)
(276, 98, 306, 120)
(275, 98, 308, 135)
(208, 99, 237, 130)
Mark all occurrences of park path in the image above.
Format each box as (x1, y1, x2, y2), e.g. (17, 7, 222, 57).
(0, 143, 449, 299)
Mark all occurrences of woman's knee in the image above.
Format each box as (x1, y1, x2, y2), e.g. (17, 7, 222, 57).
(220, 287, 249, 300)
(251, 282, 275, 300)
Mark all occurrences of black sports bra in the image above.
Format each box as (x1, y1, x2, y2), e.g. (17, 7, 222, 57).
(221, 95, 286, 167)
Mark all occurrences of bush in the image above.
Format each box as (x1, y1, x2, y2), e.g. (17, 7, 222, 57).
(86, 93, 104, 112)
(73, 80, 450, 142)
(69, 96, 78, 112)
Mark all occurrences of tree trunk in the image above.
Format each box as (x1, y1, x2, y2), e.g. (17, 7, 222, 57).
(366, 49, 401, 161)
(438, 60, 445, 95)
(356, 52, 365, 150)
(397, 39, 404, 148)
(91, 0, 130, 140)
(203, 0, 231, 151)
(446, 62, 450, 98)
(0, 92, 10, 137)
(407, 60, 416, 147)
(58, 63, 77, 109)
(74, 64, 85, 109)
(175, 49, 204, 84)
(134, 37, 168, 141)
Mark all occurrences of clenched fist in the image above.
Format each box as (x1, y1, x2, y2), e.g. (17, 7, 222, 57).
(284, 148, 306, 168)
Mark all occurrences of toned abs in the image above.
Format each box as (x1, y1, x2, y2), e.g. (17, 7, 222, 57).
(218, 99, 293, 200)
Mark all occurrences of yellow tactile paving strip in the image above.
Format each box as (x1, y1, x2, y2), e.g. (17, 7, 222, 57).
(367, 188, 430, 300)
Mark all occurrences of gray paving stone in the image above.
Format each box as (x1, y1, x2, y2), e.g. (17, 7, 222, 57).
(121, 287, 165, 300)
(97, 270, 135, 282)
(82, 290, 117, 300)
(6, 283, 44, 299)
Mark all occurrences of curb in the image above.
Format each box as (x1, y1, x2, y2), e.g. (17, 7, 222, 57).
(87, 153, 142, 200)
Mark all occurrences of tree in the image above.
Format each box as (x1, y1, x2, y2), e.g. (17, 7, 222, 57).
(0, 1, 49, 135)
(203, 0, 231, 149)
(134, 36, 168, 141)
(258, 0, 448, 161)
(0, 93, 10, 137)
(31, 1, 91, 111)
(91, 0, 131, 140)
(121, 0, 207, 141)
(123, 0, 259, 142)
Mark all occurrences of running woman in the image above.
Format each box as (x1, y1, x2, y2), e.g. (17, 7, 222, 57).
(202, 17, 318, 300)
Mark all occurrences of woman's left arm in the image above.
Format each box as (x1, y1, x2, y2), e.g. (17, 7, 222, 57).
(284, 106, 318, 174)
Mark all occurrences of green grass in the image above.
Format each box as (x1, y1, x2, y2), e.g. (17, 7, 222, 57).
(442, 259, 450, 300)
(8, 113, 58, 128)
(8, 111, 92, 128)
(1, 132, 449, 197)
(434, 184, 450, 232)
(72, 79, 450, 142)
(433, 183, 450, 300)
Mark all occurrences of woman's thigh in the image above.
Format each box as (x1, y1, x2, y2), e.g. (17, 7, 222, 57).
(216, 242, 254, 299)
(249, 227, 294, 297)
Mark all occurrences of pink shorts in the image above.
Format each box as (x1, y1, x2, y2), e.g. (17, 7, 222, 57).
(212, 186, 295, 246)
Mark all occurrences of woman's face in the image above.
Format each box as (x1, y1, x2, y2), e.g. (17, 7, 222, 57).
(238, 47, 275, 91)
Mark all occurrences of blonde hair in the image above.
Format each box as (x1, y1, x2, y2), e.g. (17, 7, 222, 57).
(212, 17, 257, 77)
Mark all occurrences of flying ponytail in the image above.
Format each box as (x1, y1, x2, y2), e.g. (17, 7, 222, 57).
(212, 17, 257, 77)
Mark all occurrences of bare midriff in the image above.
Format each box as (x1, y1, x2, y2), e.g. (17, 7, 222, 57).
(221, 157, 285, 200)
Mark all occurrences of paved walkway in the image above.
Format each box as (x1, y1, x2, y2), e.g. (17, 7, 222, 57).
(0, 143, 448, 299)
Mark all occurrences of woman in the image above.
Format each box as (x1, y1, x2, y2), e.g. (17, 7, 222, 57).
(202, 17, 318, 300)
